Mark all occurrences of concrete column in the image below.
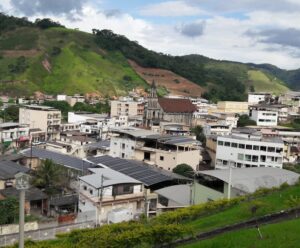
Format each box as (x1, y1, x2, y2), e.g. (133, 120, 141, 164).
(19, 189, 25, 248)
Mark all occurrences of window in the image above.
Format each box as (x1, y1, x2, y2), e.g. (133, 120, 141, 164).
(245, 155, 251, 161)
(218, 141, 224, 146)
(267, 147, 275, 152)
(122, 143, 125, 149)
(239, 144, 245, 149)
(121, 153, 125, 158)
(260, 146, 266, 151)
(252, 155, 259, 162)
(89, 189, 93, 195)
(231, 143, 238, 148)
(246, 145, 252, 150)
(113, 184, 134, 195)
(131, 146, 134, 150)
(253, 145, 259, 150)
(83, 186, 87, 190)
(223, 160, 228, 165)
(260, 155, 266, 162)
(160, 156, 164, 161)
(224, 142, 230, 147)
(276, 147, 283, 153)
(238, 153, 244, 160)
(237, 163, 242, 168)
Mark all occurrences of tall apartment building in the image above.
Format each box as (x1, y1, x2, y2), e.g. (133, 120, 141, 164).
(19, 105, 61, 140)
(111, 100, 144, 117)
(215, 134, 284, 169)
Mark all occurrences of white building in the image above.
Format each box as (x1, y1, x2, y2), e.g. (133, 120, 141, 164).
(248, 92, 271, 104)
(110, 100, 144, 117)
(203, 124, 232, 137)
(215, 134, 284, 169)
(249, 107, 278, 126)
(78, 167, 144, 224)
(0, 122, 29, 148)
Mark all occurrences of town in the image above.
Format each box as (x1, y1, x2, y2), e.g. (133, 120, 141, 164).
(0, 82, 300, 246)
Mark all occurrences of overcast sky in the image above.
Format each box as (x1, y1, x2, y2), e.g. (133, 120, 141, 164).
(1, 0, 300, 69)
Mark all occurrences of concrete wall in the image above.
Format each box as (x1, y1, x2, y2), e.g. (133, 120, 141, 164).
(0, 222, 38, 235)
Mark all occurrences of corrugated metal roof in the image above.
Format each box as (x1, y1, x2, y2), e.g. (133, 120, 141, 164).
(198, 168, 300, 193)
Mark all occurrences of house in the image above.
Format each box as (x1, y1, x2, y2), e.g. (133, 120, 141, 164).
(78, 167, 144, 224)
(248, 92, 272, 104)
(0, 161, 30, 189)
(109, 127, 202, 171)
(249, 104, 278, 126)
(110, 99, 145, 117)
(193, 167, 299, 203)
(0, 122, 30, 149)
(215, 130, 284, 169)
(19, 105, 61, 140)
(0, 187, 48, 215)
(144, 81, 197, 127)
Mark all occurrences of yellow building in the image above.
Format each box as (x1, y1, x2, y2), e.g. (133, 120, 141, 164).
(216, 101, 249, 114)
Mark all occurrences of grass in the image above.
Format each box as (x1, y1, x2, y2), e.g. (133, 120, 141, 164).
(180, 218, 300, 248)
(184, 184, 300, 233)
(248, 70, 289, 94)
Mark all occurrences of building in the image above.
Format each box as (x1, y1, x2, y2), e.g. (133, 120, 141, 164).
(0, 160, 30, 189)
(203, 124, 232, 137)
(215, 132, 284, 169)
(109, 127, 202, 171)
(248, 92, 271, 104)
(144, 81, 197, 127)
(78, 167, 144, 224)
(110, 99, 144, 117)
(249, 105, 278, 126)
(19, 105, 61, 140)
(0, 122, 30, 149)
(194, 167, 299, 203)
(216, 101, 249, 114)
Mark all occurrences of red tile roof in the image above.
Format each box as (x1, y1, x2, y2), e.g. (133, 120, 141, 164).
(158, 98, 197, 113)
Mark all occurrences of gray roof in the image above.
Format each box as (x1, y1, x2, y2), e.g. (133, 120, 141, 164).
(84, 140, 110, 151)
(21, 148, 95, 171)
(50, 194, 78, 206)
(0, 187, 47, 201)
(87, 155, 190, 187)
(111, 127, 157, 138)
(198, 168, 300, 193)
(155, 184, 191, 206)
(0, 122, 20, 128)
(80, 168, 141, 188)
(0, 161, 30, 180)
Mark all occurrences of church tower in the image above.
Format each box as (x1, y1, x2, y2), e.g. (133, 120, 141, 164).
(144, 80, 161, 127)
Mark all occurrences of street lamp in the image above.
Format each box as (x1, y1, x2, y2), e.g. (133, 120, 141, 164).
(15, 172, 31, 248)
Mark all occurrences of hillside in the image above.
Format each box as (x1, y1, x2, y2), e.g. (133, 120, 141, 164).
(0, 14, 297, 100)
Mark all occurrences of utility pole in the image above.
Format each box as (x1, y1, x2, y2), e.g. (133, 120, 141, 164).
(227, 161, 233, 200)
(98, 174, 104, 226)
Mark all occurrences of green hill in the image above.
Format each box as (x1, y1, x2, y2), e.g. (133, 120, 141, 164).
(0, 14, 296, 100)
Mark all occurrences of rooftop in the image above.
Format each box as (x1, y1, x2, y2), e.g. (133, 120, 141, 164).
(198, 167, 299, 193)
(0, 187, 47, 201)
(87, 155, 190, 187)
(80, 167, 141, 189)
(0, 161, 29, 180)
(158, 98, 197, 113)
(21, 147, 95, 171)
(23, 105, 59, 111)
(219, 134, 284, 144)
(0, 122, 23, 129)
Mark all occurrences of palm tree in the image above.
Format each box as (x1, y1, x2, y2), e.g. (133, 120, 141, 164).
(31, 159, 65, 196)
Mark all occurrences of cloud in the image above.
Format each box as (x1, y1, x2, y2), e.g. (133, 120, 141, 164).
(140, 0, 205, 17)
(103, 9, 122, 18)
(10, 0, 86, 16)
(176, 21, 206, 37)
(187, 0, 300, 13)
(247, 28, 300, 49)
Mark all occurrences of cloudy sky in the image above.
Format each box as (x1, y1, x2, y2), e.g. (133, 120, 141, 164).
(1, 0, 300, 69)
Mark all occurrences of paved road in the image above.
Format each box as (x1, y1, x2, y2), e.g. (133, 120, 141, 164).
(0, 221, 94, 247)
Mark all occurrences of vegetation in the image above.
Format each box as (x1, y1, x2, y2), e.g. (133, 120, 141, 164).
(282, 118, 300, 130)
(180, 218, 300, 248)
(283, 163, 300, 174)
(173, 163, 194, 178)
(31, 159, 69, 196)
(237, 114, 256, 127)
(0, 105, 19, 122)
(191, 125, 206, 146)
(43, 101, 71, 120)
(12, 180, 300, 248)
(0, 197, 18, 225)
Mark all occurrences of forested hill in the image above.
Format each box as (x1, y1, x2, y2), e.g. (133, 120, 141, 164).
(0, 13, 297, 101)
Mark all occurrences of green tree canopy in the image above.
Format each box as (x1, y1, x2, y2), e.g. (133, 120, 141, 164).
(173, 163, 194, 178)
(191, 125, 206, 146)
(237, 114, 256, 127)
(31, 159, 67, 196)
(0, 105, 19, 122)
(0, 197, 18, 225)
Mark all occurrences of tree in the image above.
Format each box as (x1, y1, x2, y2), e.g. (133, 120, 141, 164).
(35, 18, 65, 29)
(0, 197, 18, 225)
(237, 114, 256, 127)
(0, 105, 19, 122)
(191, 125, 206, 146)
(173, 164, 194, 178)
(43, 100, 71, 120)
(31, 159, 67, 196)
